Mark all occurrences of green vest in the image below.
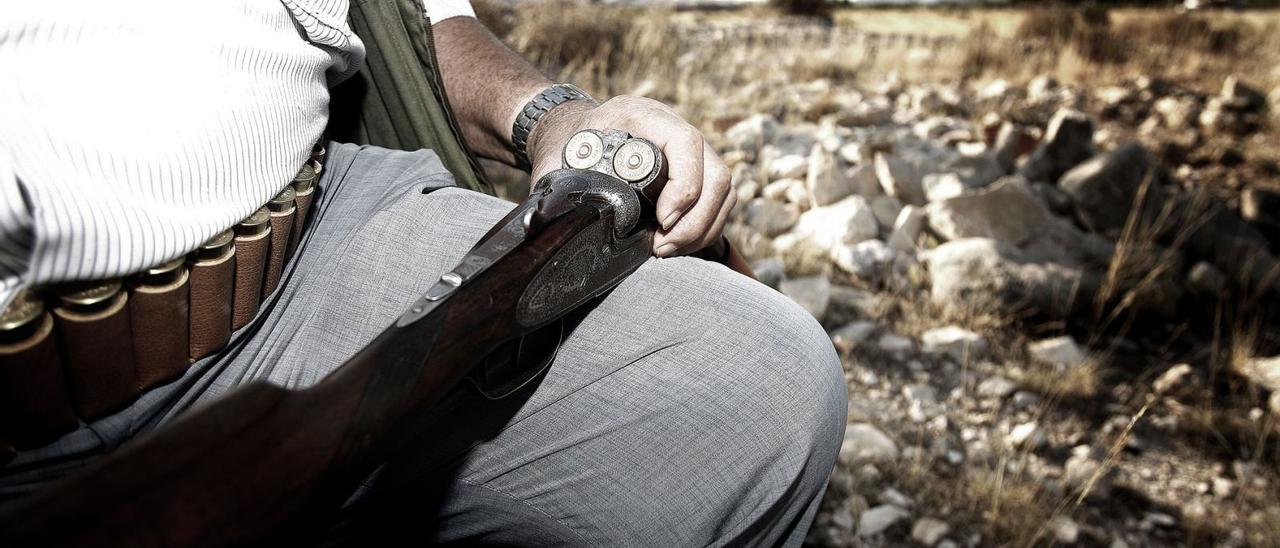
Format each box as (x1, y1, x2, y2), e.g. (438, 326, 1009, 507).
(328, 0, 494, 196)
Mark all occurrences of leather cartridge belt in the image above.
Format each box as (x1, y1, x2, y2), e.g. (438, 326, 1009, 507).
(0, 146, 324, 462)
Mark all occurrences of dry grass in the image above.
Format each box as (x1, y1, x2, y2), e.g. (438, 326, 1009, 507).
(471, 0, 513, 38)
(497, 2, 683, 103)
(1016, 359, 1102, 402)
(1090, 172, 1198, 341)
(1162, 398, 1280, 545)
(961, 8, 1280, 134)
(887, 453, 1061, 546)
(478, 3, 1280, 152)
(1013, 4, 1122, 64)
(1118, 11, 1246, 56)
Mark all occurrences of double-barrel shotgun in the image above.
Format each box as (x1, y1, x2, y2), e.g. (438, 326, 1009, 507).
(0, 129, 696, 546)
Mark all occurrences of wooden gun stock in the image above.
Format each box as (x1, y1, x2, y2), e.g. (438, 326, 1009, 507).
(0, 203, 608, 547)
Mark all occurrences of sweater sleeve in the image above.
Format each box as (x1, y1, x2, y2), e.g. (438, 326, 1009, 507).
(423, 0, 476, 24)
(0, 148, 33, 311)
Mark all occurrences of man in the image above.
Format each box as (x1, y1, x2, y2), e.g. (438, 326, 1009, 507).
(0, 0, 847, 545)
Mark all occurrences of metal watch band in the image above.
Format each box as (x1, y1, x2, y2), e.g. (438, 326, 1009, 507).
(511, 83, 594, 172)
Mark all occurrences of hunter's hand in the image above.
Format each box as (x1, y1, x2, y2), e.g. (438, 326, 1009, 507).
(527, 95, 735, 258)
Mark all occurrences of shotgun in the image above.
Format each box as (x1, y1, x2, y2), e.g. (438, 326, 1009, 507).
(0, 129, 671, 546)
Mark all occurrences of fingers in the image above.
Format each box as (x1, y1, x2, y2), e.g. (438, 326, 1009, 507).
(701, 166, 738, 250)
(695, 147, 737, 252)
(653, 126, 703, 232)
(653, 145, 732, 257)
(629, 119, 703, 231)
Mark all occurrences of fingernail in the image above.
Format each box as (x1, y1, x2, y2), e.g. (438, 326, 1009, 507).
(655, 243, 678, 257)
(660, 210, 682, 231)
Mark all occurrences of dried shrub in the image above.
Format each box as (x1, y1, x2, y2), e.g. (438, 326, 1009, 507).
(499, 3, 681, 101)
(961, 21, 1014, 79)
(1015, 5, 1127, 64)
(1014, 5, 1109, 45)
(1014, 6, 1070, 43)
(1116, 13, 1244, 55)
(1074, 25, 1129, 64)
(471, 0, 514, 38)
(1016, 359, 1101, 401)
(769, 0, 831, 19)
(505, 2, 636, 72)
(886, 454, 1061, 546)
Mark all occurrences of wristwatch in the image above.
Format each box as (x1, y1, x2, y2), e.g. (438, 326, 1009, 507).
(511, 83, 595, 171)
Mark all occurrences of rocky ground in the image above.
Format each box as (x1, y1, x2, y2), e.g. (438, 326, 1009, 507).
(478, 3, 1280, 544)
(709, 75, 1280, 546)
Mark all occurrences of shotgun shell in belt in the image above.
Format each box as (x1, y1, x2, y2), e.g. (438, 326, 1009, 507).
(292, 163, 317, 194)
(196, 229, 235, 261)
(288, 165, 317, 260)
(232, 208, 271, 329)
(57, 280, 123, 309)
(138, 257, 187, 286)
(130, 257, 191, 390)
(268, 187, 296, 213)
(0, 288, 43, 334)
(0, 288, 79, 448)
(293, 163, 318, 201)
(189, 229, 235, 361)
(309, 144, 325, 176)
(262, 187, 297, 299)
(236, 207, 271, 237)
(53, 279, 140, 420)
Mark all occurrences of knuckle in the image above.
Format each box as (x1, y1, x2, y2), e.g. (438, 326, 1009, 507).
(605, 94, 634, 107)
(646, 98, 677, 115)
(664, 177, 695, 196)
(622, 109, 650, 128)
(622, 94, 662, 109)
(667, 211, 702, 234)
(679, 185, 700, 204)
(665, 227, 699, 247)
(681, 126, 704, 147)
(709, 160, 730, 188)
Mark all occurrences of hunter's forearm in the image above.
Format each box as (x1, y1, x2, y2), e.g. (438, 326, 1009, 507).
(432, 16, 556, 166)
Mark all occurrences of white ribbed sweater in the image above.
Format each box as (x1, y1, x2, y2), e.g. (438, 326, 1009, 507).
(0, 0, 475, 308)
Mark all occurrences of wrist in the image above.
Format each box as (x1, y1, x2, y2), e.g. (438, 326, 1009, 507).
(509, 83, 596, 171)
(525, 98, 595, 172)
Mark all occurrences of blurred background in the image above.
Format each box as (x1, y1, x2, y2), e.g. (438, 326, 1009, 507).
(476, 1, 1280, 545)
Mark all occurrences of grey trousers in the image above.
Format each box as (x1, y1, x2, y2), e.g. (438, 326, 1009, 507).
(1, 144, 847, 546)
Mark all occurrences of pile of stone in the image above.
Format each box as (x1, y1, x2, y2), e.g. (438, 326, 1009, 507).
(701, 69, 1280, 546)
(716, 73, 1279, 327)
(804, 317, 1108, 546)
